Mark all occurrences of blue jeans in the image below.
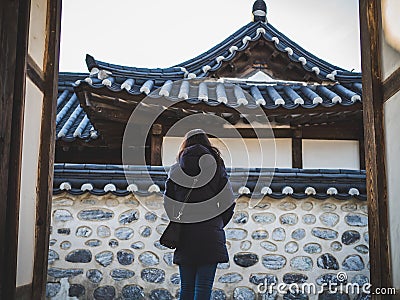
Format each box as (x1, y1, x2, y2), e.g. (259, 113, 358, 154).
(179, 264, 217, 300)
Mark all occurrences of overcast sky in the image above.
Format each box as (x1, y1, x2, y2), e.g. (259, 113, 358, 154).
(59, 0, 361, 73)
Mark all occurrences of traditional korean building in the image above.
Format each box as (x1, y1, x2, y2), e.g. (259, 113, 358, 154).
(47, 1, 370, 299)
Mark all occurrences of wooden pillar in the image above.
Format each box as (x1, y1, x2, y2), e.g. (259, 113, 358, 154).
(359, 0, 392, 294)
(151, 124, 163, 166)
(292, 128, 302, 169)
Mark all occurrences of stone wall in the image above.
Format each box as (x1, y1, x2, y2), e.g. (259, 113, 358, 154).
(47, 193, 370, 299)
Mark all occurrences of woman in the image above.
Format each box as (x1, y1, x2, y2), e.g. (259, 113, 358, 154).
(164, 129, 236, 300)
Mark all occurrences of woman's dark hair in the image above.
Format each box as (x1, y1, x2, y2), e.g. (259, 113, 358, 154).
(178, 129, 222, 165)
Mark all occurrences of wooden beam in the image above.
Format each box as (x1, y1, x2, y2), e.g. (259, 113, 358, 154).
(359, 0, 391, 294)
(383, 66, 400, 102)
(0, 0, 31, 298)
(32, 0, 62, 299)
(292, 129, 302, 168)
(150, 124, 163, 166)
(26, 54, 45, 91)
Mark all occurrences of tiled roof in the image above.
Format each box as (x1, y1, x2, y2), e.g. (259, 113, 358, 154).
(76, 78, 362, 110)
(53, 164, 366, 200)
(84, 20, 361, 84)
(56, 73, 99, 143)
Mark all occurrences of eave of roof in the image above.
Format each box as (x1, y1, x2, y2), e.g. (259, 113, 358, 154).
(53, 163, 366, 201)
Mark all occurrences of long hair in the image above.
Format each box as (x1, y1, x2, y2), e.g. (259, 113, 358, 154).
(178, 129, 222, 165)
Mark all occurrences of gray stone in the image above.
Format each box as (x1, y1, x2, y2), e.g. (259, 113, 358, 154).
(48, 268, 83, 278)
(170, 273, 180, 285)
(218, 273, 243, 283)
(110, 268, 135, 281)
(122, 284, 145, 300)
(119, 209, 139, 224)
(342, 230, 361, 245)
(240, 240, 252, 251)
(153, 240, 167, 250)
(342, 255, 365, 271)
(252, 230, 268, 240)
(285, 241, 299, 254)
(226, 228, 247, 240)
(341, 203, 357, 212)
(254, 201, 271, 209)
(261, 290, 278, 300)
(317, 253, 339, 270)
(304, 243, 322, 254)
(234, 252, 259, 267)
(290, 256, 313, 271)
(283, 273, 308, 284)
(291, 229, 306, 240)
(48, 250, 59, 265)
(318, 291, 349, 300)
(301, 201, 313, 211)
(249, 273, 277, 285)
(319, 212, 340, 227)
(311, 227, 338, 240)
(233, 211, 249, 224)
(330, 241, 343, 251)
(354, 294, 371, 300)
(78, 209, 114, 221)
(49, 239, 57, 246)
(302, 214, 316, 225)
(278, 201, 297, 211)
(46, 282, 61, 297)
(117, 250, 134, 265)
(76, 226, 92, 237)
(139, 225, 152, 237)
(354, 245, 369, 254)
(233, 287, 256, 300)
(60, 241, 71, 250)
(316, 273, 347, 286)
(280, 213, 298, 225)
(364, 232, 369, 243)
(53, 209, 73, 222)
(93, 286, 115, 300)
(69, 284, 85, 297)
(156, 224, 167, 235)
(163, 252, 174, 266)
(85, 239, 101, 247)
(217, 262, 230, 269)
(150, 289, 173, 300)
(161, 213, 169, 222)
(65, 249, 92, 263)
(81, 199, 96, 205)
(115, 227, 134, 240)
(57, 228, 70, 235)
(95, 251, 113, 267)
(252, 213, 276, 224)
(260, 241, 277, 252)
(351, 274, 369, 286)
(87, 269, 103, 283)
(97, 225, 111, 238)
(284, 292, 309, 300)
(360, 204, 368, 214)
(145, 212, 158, 222)
(108, 239, 119, 248)
(131, 241, 145, 250)
(262, 255, 287, 270)
(321, 203, 337, 211)
(272, 228, 286, 241)
(139, 251, 160, 267)
(141, 268, 165, 283)
(124, 198, 139, 206)
(345, 213, 368, 227)
(211, 289, 227, 300)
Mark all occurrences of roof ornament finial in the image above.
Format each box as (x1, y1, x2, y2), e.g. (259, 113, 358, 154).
(252, 0, 267, 23)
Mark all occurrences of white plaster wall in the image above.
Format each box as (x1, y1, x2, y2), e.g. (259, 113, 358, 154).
(28, 0, 47, 69)
(384, 92, 400, 289)
(16, 78, 44, 286)
(162, 137, 292, 168)
(302, 140, 360, 170)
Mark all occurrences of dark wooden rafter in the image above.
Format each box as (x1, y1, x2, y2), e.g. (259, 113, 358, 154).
(292, 128, 303, 168)
(383, 65, 400, 102)
(150, 124, 162, 166)
(0, 0, 31, 298)
(32, 0, 62, 299)
(359, 0, 392, 294)
(26, 54, 45, 91)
